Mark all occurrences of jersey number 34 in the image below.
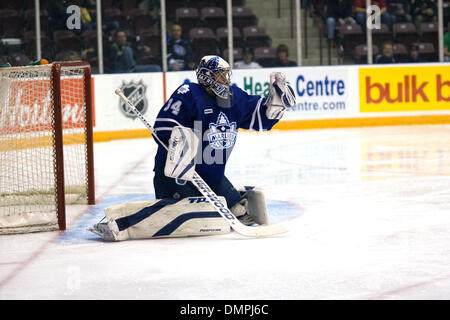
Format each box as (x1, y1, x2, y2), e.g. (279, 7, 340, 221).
(163, 98, 182, 116)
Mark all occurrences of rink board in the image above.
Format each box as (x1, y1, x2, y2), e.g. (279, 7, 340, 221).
(90, 63, 450, 141)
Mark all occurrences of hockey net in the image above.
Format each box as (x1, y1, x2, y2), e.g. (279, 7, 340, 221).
(0, 62, 95, 234)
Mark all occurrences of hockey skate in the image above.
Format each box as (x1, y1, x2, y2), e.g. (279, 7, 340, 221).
(237, 213, 256, 226)
(232, 198, 257, 226)
(88, 222, 116, 241)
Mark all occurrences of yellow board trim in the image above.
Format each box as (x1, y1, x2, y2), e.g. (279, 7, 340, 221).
(90, 115, 450, 142)
(93, 129, 152, 142)
(3, 116, 450, 149)
(272, 115, 450, 131)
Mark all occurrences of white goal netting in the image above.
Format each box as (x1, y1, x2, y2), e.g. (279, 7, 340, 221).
(0, 63, 93, 234)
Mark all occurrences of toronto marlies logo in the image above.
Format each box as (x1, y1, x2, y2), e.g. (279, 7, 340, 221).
(207, 112, 237, 149)
(119, 80, 148, 119)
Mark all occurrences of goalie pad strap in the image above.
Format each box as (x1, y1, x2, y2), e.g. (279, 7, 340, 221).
(114, 198, 177, 231)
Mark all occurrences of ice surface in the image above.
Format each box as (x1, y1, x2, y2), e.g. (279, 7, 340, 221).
(1, 125, 450, 299)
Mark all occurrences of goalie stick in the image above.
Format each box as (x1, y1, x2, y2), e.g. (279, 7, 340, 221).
(115, 89, 288, 237)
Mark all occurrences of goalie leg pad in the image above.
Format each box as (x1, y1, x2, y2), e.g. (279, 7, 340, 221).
(103, 196, 230, 240)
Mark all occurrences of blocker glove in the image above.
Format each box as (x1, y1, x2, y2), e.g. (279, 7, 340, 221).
(164, 126, 199, 182)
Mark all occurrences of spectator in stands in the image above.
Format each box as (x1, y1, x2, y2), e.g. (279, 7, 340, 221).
(167, 24, 195, 71)
(354, 0, 393, 30)
(410, 0, 437, 31)
(110, 30, 161, 73)
(444, 30, 450, 62)
(325, 0, 355, 42)
(79, 0, 97, 31)
(273, 44, 297, 67)
(375, 41, 397, 63)
(234, 48, 262, 69)
(388, 0, 412, 24)
(407, 43, 424, 62)
(81, 47, 96, 61)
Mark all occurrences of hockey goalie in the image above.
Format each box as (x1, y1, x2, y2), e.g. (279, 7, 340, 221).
(90, 55, 295, 241)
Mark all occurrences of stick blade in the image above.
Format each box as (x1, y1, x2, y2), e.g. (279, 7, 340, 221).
(232, 221, 288, 237)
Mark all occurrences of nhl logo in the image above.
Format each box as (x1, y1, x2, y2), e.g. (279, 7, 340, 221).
(119, 80, 148, 119)
(208, 112, 237, 149)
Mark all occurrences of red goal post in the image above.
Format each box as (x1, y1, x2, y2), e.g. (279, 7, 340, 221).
(0, 61, 95, 234)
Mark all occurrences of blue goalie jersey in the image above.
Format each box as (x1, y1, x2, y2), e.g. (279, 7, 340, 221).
(153, 82, 279, 186)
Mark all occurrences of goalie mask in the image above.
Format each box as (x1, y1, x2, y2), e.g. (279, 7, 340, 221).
(196, 55, 232, 102)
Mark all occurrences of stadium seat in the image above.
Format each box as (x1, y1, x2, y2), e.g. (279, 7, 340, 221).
(393, 43, 409, 62)
(420, 22, 438, 50)
(24, 9, 49, 32)
(243, 26, 271, 49)
(353, 44, 379, 64)
(53, 30, 82, 53)
(0, 8, 17, 17)
(137, 28, 161, 57)
(24, 30, 53, 60)
(201, 7, 227, 32)
(216, 27, 243, 51)
(189, 27, 219, 60)
(232, 0, 246, 6)
(0, 9, 22, 38)
(393, 23, 418, 47)
(211, 0, 246, 9)
(121, 0, 140, 12)
(223, 47, 243, 62)
(339, 24, 365, 53)
(232, 6, 258, 32)
(101, 0, 116, 8)
(418, 42, 437, 62)
(0, 8, 15, 39)
(189, 0, 221, 10)
(254, 47, 276, 67)
(82, 30, 100, 50)
(176, 7, 199, 37)
(126, 8, 152, 34)
(166, 0, 184, 20)
(136, 50, 160, 66)
(104, 8, 127, 29)
(0, 0, 26, 11)
(372, 24, 392, 49)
